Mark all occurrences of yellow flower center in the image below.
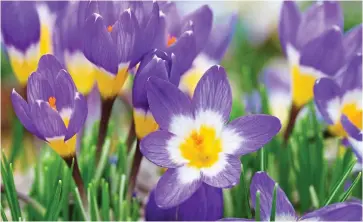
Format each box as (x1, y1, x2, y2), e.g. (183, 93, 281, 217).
(329, 103, 362, 137)
(291, 65, 317, 108)
(180, 125, 222, 168)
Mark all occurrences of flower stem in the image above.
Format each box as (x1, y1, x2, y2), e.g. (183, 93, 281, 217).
(128, 139, 142, 198)
(63, 156, 88, 209)
(126, 118, 136, 152)
(283, 103, 300, 145)
(96, 98, 115, 163)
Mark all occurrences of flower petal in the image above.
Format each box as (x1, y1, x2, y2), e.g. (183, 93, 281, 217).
(36, 54, 64, 86)
(300, 27, 345, 77)
(77, 0, 98, 29)
(55, 69, 76, 112)
(300, 202, 362, 221)
(344, 24, 362, 62)
(64, 93, 88, 141)
(278, 0, 301, 53)
(339, 53, 362, 95)
(155, 167, 202, 209)
(140, 130, 186, 168)
(193, 65, 232, 123)
(313, 78, 341, 125)
(110, 9, 139, 64)
(146, 183, 223, 221)
(222, 115, 281, 156)
(296, 1, 343, 48)
(30, 101, 67, 140)
(27, 72, 55, 104)
(341, 115, 362, 141)
(201, 154, 241, 188)
(180, 5, 212, 53)
(133, 52, 169, 111)
(250, 172, 296, 221)
(146, 76, 193, 131)
(82, 13, 118, 75)
(11, 89, 43, 139)
(1, 1, 40, 51)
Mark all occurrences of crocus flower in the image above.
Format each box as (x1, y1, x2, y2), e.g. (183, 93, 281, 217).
(82, 1, 163, 99)
(140, 65, 281, 208)
(224, 171, 363, 221)
(1, 1, 41, 85)
(11, 54, 87, 157)
(279, 1, 346, 108)
(146, 183, 223, 221)
(243, 89, 262, 114)
(313, 53, 362, 140)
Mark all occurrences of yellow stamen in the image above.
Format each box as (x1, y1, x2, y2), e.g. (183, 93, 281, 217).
(167, 35, 177, 47)
(180, 125, 222, 168)
(48, 96, 57, 110)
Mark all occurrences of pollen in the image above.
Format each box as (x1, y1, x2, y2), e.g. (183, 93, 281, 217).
(107, 25, 113, 32)
(328, 103, 362, 137)
(48, 96, 57, 110)
(179, 125, 222, 168)
(167, 34, 177, 47)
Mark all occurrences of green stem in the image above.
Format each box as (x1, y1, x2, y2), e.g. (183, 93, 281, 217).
(270, 184, 278, 221)
(255, 191, 261, 221)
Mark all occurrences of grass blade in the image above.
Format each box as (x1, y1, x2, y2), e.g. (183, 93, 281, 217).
(270, 184, 278, 221)
(340, 172, 362, 202)
(255, 191, 261, 221)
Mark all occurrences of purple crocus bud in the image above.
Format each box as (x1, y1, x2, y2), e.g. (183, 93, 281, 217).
(279, 1, 349, 108)
(1, 1, 41, 85)
(140, 65, 281, 208)
(145, 183, 223, 221)
(11, 54, 88, 157)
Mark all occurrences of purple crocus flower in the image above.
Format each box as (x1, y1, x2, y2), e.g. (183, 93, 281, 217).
(140, 65, 281, 208)
(1, 1, 41, 85)
(243, 90, 262, 114)
(313, 53, 362, 141)
(224, 172, 363, 221)
(81, 0, 163, 99)
(11, 54, 88, 157)
(279, 1, 349, 108)
(146, 183, 223, 221)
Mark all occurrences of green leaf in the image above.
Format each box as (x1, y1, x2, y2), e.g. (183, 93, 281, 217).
(340, 172, 362, 202)
(101, 180, 110, 221)
(270, 184, 278, 221)
(255, 191, 261, 221)
(44, 180, 62, 220)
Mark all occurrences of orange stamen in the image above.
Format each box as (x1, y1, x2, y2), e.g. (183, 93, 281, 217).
(167, 35, 177, 47)
(48, 96, 57, 110)
(107, 25, 113, 32)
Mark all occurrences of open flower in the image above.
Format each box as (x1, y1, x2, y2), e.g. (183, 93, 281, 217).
(314, 54, 362, 140)
(81, 1, 163, 99)
(11, 54, 87, 157)
(224, 171, 363, 221)
(279, 1, 347, 108)
(140, 65, 281, 208)
(1, 2, 41, 85)
(146, 183, 223, 221)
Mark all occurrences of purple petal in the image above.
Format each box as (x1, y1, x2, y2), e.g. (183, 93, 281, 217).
(296, 1, 343, 48)
(146, 77, 193, 131)
(132, 53, 169, 111)
(54, 69, 76, 112)
(30, 101, 67, 140)
(154, 167, 202, 209)
(341, 115, 362, 141)
(220, 219, 253, 221)
(201, 154, 241, 188)
(36, 54, 64, 87)
(300, 202, 362, 221)
(313, 78, 341, 125)
(160, 2, 181, 38)
(250, 172, 296, 221)
(347, 137, 363, 163)
(146, 183, 223, 221)
(1, 1, 40, 51)
(203, 14, 237, 61)
(82, 13, 118, 75)
(11, 89, 43, 139)
(223, 115, 281, 156)
(193, 65, 232, 123)
(77, 0, 99, 29)
(64, 93, 88, 141)
(339, 53, 362, 94)
(110, 9, 139, 64)
(180, 5, 212, 53)
(97, 1, 125, 27)
(300, 27, 345, 76)
(140, 130, 183, 168)
(344, 24, 362, 62)
(166, 30, 197, 77)
(278, 1, 301, 53)
(27, 72, 55, 104)
(262, 67, 291, 96)
(243, 90, 262, 114)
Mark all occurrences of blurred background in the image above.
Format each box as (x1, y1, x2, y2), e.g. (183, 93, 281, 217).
(1, 0, 362, 199)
